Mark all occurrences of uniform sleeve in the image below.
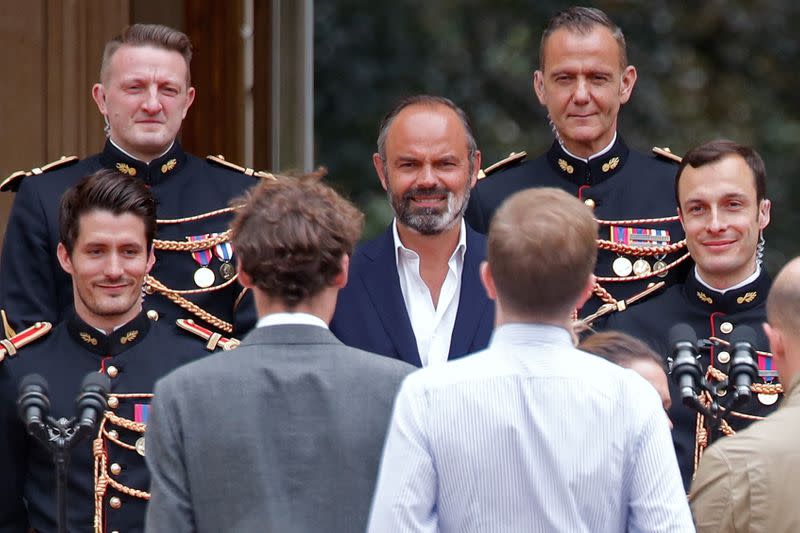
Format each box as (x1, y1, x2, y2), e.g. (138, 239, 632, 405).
(0, 182, 59, 330)
(0, 368, 29, 532)
(626, 387, 695, 533)
(144, 378, 196, 533)
(367, 376, 439, 533)
(689, 445, 738, 533)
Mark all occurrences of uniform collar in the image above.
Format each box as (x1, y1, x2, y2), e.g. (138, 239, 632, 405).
(66, 310, 152, 356)
(683, 267, 770, 314)
(99, 139, 187, 185)
(546, 133, 629, 186)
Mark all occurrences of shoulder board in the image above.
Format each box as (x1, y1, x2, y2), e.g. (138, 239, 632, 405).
(1, 155, 80, 192)
(651, 146, 682, 164)
(0, 321, 52, 363)
(206, 154, 276, 180)
(477, 151, 527, 180)
(176, 318, 241, 351)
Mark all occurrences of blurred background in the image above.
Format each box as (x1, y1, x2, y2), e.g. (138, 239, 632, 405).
(1, 0, 798, 274)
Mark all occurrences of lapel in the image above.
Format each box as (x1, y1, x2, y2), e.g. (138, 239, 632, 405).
(448, 226, 491, 359)
(358, 226, 422, 367)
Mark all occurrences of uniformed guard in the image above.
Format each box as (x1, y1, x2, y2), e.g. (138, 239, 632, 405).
(464, 6, 688, 318)
(0, 170, 216, 532)
(606, 140, 776, 490)
(0, 23, 272, 338)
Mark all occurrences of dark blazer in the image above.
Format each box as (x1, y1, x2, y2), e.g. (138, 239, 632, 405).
(144, 324, 413, 533)
(330, 224, 495, 367)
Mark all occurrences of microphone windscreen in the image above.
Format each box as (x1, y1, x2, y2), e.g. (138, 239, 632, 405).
(80, 372, 110, 394)
(18, 373, 48, 395)
(669, 323, 697, 347)
(729, 325, 757, 346)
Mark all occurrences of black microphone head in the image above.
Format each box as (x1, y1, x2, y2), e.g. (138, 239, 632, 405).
(729, 325, 758, 346)
(18, 373, 48, 395)
(669, 323, 697, 347)
(80, 372, 110, 394)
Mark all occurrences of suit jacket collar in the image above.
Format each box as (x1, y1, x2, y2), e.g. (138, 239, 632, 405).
(546, 134, 629, 187)
(449, 225, 490, 358)
(99, 139, 187, 186)
(240, 324, 343, 347)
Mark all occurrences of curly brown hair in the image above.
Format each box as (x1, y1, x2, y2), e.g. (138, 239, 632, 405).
(230, 175, 364, 308)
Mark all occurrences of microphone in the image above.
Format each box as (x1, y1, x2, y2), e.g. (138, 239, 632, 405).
(73, 372, 110, 436)
(669, 323, 702, 402)
(728, 326, 758, 402)
(17, 373, 50, 437)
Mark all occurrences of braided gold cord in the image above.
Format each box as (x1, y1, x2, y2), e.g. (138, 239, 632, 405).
(153, 230, 232, 251)
(156, 205, 243, 225)
(105, 411, 146, 433)
(708, 336, 773, 358)
(105, 475, 150, 500)
(596, 252, 691, 283)
(93, 435, 106, 533)
(595, 215, 681, 225)
(592, 283, 618, 305)
(706, 366, 782, 395)
(597, 238, 687, 256)
(145, 272, 239, 296)
(144, 275, 234, 333)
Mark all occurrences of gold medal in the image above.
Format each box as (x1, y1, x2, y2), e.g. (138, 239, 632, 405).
(135, 436, 146, 456)
(653, 260, 668, 278)
(632, 258, 651, 276)
(758, 393, 778, 406)
(612, 257, 633, 277)
(219, 262, 235, 280)
(193, 266, 215, 288)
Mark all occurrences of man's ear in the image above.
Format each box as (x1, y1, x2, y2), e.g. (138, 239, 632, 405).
(479, 261, 497, 302)
(373, 153, 389, 191)
(236, 261, 254, 289)
(618, 65, 638, 104)
(56, 242, 74, 276)
(758, 199, 772, 230)
(181, 86, 196, 119)
(470, 150, 482, 189)
(332, 254, 350, 289)
(532, 70, 546, 106)
(574, 274, 596, 311)
(763, 322, 783, 360)
(146, 246, 156, 274)
(91, 84, 108, 115)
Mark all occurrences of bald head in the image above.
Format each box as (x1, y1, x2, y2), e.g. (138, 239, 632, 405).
(767, 258, 800, 334)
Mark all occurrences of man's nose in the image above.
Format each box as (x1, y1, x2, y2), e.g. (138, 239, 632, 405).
(104, 253, 124, 278)
(573, 77, 591, 104)
(416, 164, 438, 188)
(141, 86, 163, 113)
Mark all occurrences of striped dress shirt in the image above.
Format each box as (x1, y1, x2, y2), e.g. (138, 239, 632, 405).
(368, 323, 694, 533)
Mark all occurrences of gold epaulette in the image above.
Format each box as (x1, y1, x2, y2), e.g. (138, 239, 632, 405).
(477, 151, 527, 180)
(0, 321, 52, 362)
(206, 154, 276, 180)
(652, 146, 682, 164)
(176, 318, 241, 351)
(0, 155, 80, 192)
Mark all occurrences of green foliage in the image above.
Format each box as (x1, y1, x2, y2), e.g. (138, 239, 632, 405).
(315, 1, 800, 270)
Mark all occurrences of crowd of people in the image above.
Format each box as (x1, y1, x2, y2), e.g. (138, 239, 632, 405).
(0, 6, 797, 533)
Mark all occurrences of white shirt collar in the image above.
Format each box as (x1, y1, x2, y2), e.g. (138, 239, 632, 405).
(392, 219, 468, 265)
(109, 138, 174, 163)
(256, 312, 329, 330)
(694, 264, 761, 294)
(559, 132, 617, 163)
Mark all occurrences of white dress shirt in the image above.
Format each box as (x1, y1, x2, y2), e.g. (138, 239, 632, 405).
(393, 220, 466, 367)
(256, 312, 329, 330)
(368, 323, 694, 533)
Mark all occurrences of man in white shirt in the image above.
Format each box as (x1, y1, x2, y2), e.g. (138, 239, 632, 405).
(144, 175, 413, 533)
(368, 187, 693, 532)
(331, 95, 494, 367)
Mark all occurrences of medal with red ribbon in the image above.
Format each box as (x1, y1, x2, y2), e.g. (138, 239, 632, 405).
(188, 234, 215, 288)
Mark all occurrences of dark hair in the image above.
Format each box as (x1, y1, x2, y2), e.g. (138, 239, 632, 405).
(540, 6, 627, 69)
(59, 169, 157, 254)
(675, 139, 767, 206)
(100, 24, 193, 83)
(488, 187, 597, 319)
(377, 95, 478, 176)
(230, 175, 364, 308)
(579, 330, 665, 370)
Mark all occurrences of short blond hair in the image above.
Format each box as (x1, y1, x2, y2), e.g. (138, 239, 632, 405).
(100, 24, 193, 83)
(766, 257, 800, 334)
(488, 187, 597, 319)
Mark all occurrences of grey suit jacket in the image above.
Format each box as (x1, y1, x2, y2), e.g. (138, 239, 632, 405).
(144, 324, 414, 533)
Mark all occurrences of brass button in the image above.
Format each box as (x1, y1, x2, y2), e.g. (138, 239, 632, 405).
(107, 397, 119, 409)
(146, 309, 159, 321)
(107, 430, 119, 440)
(584, 198, 596, 209)
(109, 496, 122, 509)
(720, 322, 733, 334)
(110, 463, 122, 475)
(717, 351, 731, 364)
(107, 366, 119, 378)
(112, 531, 120, 533)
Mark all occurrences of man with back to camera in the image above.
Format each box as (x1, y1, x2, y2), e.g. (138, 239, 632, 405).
(606, 139, 778, 490)
(144, 175, 413, 533)
(330, 95, 494, 367)
(0, 24, 269, 341)
(690, 256, 800, 532)
(465, 6, 687, 319)
(0, 169, 206, 532)
(368, 187, 693, 532)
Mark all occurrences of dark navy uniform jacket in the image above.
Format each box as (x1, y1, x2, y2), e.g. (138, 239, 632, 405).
(465, 136, 689, 317)
(606, 270, 778, 490)
(0, 140, 259, 336)
(0, 310, 204, 533)
(330, 224, 494, 367)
